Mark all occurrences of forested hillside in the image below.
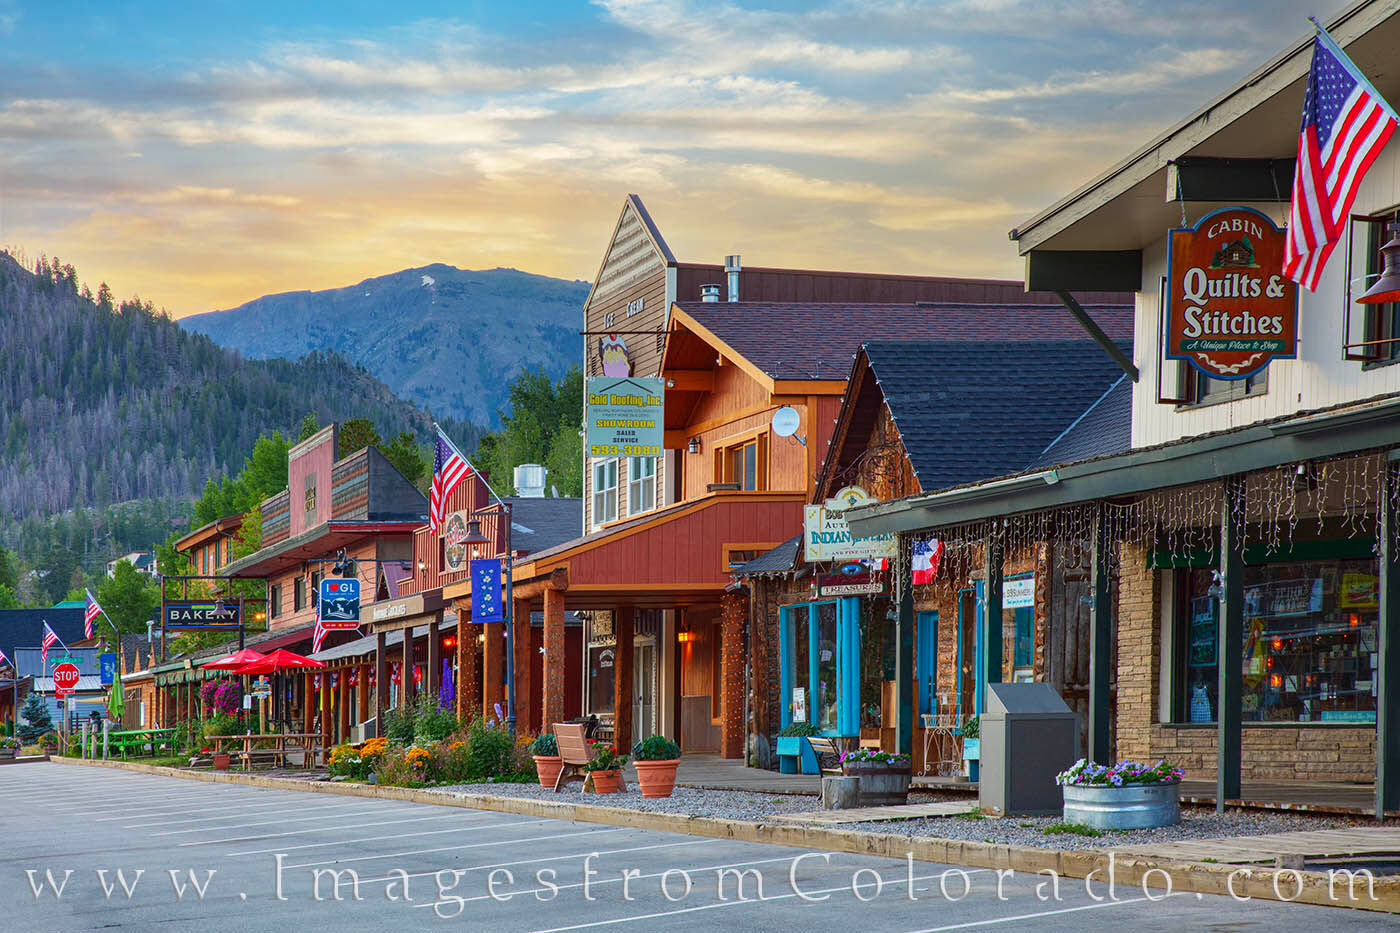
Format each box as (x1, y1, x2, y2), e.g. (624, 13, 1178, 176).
(0, 251, 479, 525)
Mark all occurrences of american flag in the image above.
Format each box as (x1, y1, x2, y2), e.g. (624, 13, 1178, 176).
(1283, 28, 1398, 291)
(0, 647, 11, 674)
(41, 620, 63, 668)
(312, 616, 329, 653)
(84, 588, 107, 639)
(429, 427, 473, 534)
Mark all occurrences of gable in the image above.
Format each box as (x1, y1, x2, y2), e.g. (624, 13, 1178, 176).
(583, 196, 674, 380)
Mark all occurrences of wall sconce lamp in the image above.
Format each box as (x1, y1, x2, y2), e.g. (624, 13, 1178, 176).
(417, 558, 427, 573)
(688, 437, 701, 455)
(676, 631, 696, 643)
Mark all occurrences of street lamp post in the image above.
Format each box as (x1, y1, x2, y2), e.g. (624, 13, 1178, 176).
(462, 502, 516, 736)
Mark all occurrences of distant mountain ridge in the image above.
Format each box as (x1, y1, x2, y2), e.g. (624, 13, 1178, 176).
(0, 251, 461, 523)
(181, 264, 590, 425)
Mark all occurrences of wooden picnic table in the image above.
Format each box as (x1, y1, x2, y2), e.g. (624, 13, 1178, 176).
(107, 728, 177, 759)
(211, 733, 326, 770)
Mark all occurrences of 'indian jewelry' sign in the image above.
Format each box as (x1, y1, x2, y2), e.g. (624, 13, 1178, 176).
(586, 376, 664, 458)
(1166, 206, 1298, 380)
(804, 485, 897, 562)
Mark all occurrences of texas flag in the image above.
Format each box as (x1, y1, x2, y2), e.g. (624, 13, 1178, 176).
(912, 538, 943, 585)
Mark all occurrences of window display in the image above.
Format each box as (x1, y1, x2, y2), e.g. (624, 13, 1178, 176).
(1179, 557, 1378, 723)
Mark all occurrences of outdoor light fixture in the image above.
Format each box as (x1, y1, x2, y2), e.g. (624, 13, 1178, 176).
(688, 437, 701, 454)
(417, 558, 427, 573)
(1359, 223, 1400, 304)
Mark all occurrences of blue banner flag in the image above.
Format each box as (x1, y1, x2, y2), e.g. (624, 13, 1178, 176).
(470, 558, 504, 623)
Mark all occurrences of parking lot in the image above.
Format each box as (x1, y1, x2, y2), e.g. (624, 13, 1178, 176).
(2, 763, 1392, 930)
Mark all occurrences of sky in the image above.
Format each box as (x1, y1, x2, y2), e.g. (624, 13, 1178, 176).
(0, 0, 1358, 316)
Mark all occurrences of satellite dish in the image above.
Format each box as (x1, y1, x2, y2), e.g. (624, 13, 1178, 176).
(771, 406, 801, 437)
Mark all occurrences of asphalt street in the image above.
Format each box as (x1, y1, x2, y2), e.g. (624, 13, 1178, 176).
(2, 762, 1392, 931)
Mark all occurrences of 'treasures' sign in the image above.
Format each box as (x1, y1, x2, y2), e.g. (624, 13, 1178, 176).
(1166, 206, 1298, 380)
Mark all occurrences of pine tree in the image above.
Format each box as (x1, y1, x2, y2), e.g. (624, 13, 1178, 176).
(18, 690, 54, 742)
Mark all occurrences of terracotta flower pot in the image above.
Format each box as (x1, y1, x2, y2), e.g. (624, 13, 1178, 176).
(534, 755, 564, 789)
(587, 768, 623, 794)
(633, 759, 680, 798)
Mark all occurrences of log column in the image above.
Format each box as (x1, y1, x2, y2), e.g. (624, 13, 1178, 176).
(302, 673, 314, 736)
(613, 607, 635, 753)
(464, 613, 481, 722)
(719, 589, 747, 759)
(483, 622, 504, 721)
(513, 597, 533, 734)
(375, 631, 389, 716)
(427, 613, 441, 700)
(337, 669, 351, 743)
(357, 663, 370, 728)
(402, 628, 416, 709)
(320, 669, 332, 750)
(543, 587, 566, 731)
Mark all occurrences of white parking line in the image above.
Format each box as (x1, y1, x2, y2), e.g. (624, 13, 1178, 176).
(527, 866, 961, 932)
(135, 799, 389, 827)
(179, 811, 455, 846)
(387, 838, 723, 889)
(285, 826, 631, 869)
(905, 893, 1186, 931)
(225, 817, 550, 856)
(145, 802, 407, 835)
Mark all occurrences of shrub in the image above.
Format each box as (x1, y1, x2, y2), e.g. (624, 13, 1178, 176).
(382, 705, 417, 746)
(464, 718, 515, 779)
(200, 678, 243, 716)
(959, 715, 979, 739)
(530, 732, 558, 756)
(329, 736, 389, 781)
(631, 734, 680, 761)
(777, 721, 818, 738)
(203, 713, 245, 739)
(0, 736, 19, 749)
(414, 692, 459, 744)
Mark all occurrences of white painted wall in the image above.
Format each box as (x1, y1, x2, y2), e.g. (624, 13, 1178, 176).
(1132, 139, 1400, 448)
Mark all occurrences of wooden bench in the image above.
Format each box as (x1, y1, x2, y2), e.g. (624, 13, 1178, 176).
(553, 722, 591, 792)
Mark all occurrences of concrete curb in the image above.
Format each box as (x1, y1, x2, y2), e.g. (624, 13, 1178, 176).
(53, 756, 1399, 913)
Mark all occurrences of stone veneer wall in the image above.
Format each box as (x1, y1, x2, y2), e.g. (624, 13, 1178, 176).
(1114, 541, 1376, 782)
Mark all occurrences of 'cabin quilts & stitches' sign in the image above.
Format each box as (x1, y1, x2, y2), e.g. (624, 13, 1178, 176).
(1166, 206, 1298, 380)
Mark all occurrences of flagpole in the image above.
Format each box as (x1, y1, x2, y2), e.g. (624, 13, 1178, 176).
(1308, 16, 1400, 125)
(432, 422, 508, 508)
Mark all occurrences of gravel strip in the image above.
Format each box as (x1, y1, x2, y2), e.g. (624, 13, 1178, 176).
(430, 781, 1397, 851)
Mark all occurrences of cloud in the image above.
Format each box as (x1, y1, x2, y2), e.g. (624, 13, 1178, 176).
(0, 0, 1358, 315)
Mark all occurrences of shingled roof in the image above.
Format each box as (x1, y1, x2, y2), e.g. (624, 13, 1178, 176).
(1028, 374, 1132, 470)
(674, 301, 1133, 381)
(848, 339, 1130, 492)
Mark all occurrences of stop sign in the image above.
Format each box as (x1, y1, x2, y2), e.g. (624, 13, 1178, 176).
(53, 662, 80, 697)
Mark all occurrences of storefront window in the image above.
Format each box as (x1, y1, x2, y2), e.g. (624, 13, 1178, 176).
(859, 602, 894, 730)
(1178, 557, 1379, 723)
(815, 603, 839, 732)
(587, 645, 615, 714)
(791, 606, 810, 722)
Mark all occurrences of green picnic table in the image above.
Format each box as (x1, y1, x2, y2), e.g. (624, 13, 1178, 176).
(107, 728, 177, 759)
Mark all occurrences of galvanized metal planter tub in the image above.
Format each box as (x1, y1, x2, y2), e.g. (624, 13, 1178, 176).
(1062, 780, 1181, 830)
(842, 761, 912, 806)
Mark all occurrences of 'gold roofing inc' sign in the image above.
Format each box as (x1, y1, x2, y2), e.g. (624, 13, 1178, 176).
(1166, 206, 1298, 381)
(586, 376, 664, 458)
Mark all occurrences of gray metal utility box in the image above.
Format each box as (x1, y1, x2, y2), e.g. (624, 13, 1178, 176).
(978, 683, 1079, 815)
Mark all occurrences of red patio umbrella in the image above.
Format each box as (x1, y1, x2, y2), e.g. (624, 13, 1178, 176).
(202, 648, 267, 670)
(231, 648, 325, 675)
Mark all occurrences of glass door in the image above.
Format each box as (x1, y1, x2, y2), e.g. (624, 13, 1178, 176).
(634, 642, 655, 741)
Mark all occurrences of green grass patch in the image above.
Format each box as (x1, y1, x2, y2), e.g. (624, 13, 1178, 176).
(1200, 857, 1218, 863)
(1041, 821, 1103, 838)
(955, 805, 985, 821)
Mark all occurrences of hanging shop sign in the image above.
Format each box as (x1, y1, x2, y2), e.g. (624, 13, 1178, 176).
(586, 376, 664, 458)
(804, 485, 898, 562)
(443, 511, 470, 570)
(1166, 206, 1298, 380)
(164, 601, 241, 630)
(817, 568, 887, 597)
(317, 577, 361, 630)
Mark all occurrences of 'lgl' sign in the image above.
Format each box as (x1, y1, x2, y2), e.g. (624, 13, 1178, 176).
(1166, 206, 1298, 380)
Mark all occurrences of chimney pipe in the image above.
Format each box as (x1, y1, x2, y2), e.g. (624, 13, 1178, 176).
(725, 254, 741, 302)
(700, 284, 721, 302)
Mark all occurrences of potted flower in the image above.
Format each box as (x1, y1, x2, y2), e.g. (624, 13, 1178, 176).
(630, 735, 681, 798)
(0, 736, 19, 760)
(1057, 758, 1184, 830)
(583, 744, 627, 794)
(775, 721, 819, 774)
(839, 748, 913, 805)
(530, 733, 563, 789)
(958, 714, 980, 781)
